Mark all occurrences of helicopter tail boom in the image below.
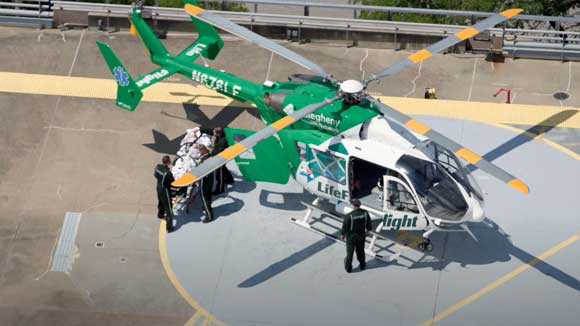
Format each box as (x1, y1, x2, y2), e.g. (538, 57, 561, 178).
(97, 41, 144, 111)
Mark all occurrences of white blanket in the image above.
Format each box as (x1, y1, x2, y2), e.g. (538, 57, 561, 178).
(171, 127, 214, 179)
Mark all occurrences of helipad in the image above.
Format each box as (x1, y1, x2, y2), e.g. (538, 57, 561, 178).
(0, 27, 578, 326)
(163, 117, 579, 326)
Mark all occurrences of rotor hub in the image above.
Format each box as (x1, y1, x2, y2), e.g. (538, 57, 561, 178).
(338, 80, 365, 104)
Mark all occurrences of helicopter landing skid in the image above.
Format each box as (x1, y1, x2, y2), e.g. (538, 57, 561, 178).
(291, 202, 400, 263)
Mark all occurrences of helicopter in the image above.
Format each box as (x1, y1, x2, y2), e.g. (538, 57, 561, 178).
(97, 0, 528, 258)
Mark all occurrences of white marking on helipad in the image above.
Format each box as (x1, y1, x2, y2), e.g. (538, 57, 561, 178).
(51, 212, 82, 273)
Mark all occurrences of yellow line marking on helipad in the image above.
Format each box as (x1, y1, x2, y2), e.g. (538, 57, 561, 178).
(422, 233, 579, 326)
(1, 72, 579, 128)
(0, 71, 246, 108)
(184, 313, 201, 326)
(159, 221, 225, 326)
(377, 96, 580, 129)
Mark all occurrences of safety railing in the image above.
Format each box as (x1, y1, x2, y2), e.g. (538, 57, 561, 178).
(0, 0, 53, 26)
(198, 0, 580, 25)
(0, 1, 52, 17)
(51, 1, 580, 38)
(5, 0, 580, 59)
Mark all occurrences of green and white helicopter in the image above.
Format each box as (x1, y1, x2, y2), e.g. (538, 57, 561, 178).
(98, 0, 528, 259)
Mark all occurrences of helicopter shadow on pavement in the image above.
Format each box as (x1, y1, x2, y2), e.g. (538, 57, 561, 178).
(238, 211, 405, 288)
(143, 101, 260, 154)
(466, 109, 577, 173)
(389, 218, 580, 292)
(239, 215, 579, 291)
(238, 110, 580, 287)
(238, 219, 341, 288)
(258, 189, 317, 211)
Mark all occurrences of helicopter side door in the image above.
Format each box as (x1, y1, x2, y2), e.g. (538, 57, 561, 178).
(382, 175, 428, 231)
(300, 145, 350, 203)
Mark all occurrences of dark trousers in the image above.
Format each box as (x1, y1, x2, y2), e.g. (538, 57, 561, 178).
(214, 166, 234, 194)
(345, 234, 366, 272)
(200, 189, 214, 221)
(157, 187, 174, 230)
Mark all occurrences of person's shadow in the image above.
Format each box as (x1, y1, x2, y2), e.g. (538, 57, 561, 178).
(172, 179, 254, 231)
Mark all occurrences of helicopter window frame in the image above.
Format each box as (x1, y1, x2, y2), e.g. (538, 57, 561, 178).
(306, 147, 347, 185)
(417, 140, 484, 201)
(385, 180, 420, 214)
(435, 146, 460, 175)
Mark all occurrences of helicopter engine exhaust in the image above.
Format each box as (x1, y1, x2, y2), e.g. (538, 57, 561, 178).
(264, 91, 290, 112)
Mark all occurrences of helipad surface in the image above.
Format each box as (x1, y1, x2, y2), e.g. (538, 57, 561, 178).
(0, 27, 578, 326)
(165, 117, 579, 326)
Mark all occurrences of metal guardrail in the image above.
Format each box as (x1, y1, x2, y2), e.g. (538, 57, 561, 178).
(51, 2, 580, 40)
(52, 1, 469, 35)
(0, 0, 53, 26)
(201, 0, 580, 25)
(4, 0, 580, 59)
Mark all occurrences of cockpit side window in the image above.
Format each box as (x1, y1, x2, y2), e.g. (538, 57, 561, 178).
(418, 140, 484, 201)
(396, 154, 468, 220)
(306, 147, 347, 185)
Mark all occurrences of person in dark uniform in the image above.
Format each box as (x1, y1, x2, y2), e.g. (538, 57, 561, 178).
(340, 199, 372, 273)
(197, 145, 215, 223)
(154, 155, 175, 232)
(202, 127, 234, 195)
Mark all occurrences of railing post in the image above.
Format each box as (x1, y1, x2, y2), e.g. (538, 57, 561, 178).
(513, 34, 518, 59)
(254, 3, 258, 13)
(153, 0, 158, 31)
(304, 5, 309, 17)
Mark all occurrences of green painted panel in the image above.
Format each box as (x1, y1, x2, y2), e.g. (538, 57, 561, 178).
(225, 128, 290, 184)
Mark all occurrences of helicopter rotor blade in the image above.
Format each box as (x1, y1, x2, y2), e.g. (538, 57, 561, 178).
(365, 8, 522, 84)
(368, 97, 529, 194)
(172, 96, 341, 187)
(184, 4, 331, 79)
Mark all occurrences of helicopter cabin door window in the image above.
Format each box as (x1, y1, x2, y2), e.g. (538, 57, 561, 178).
(384, 177, 419, 214)
(382, 175, 422, 230)
(306, 147, 347, 185)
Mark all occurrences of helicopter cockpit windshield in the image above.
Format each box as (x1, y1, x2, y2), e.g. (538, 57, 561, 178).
(396, 155, 468, 221)
(416, 140, 484, 202)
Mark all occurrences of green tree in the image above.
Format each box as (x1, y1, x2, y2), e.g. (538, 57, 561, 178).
(357, 0, 580, 23)
(73, 0, 247, 11)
